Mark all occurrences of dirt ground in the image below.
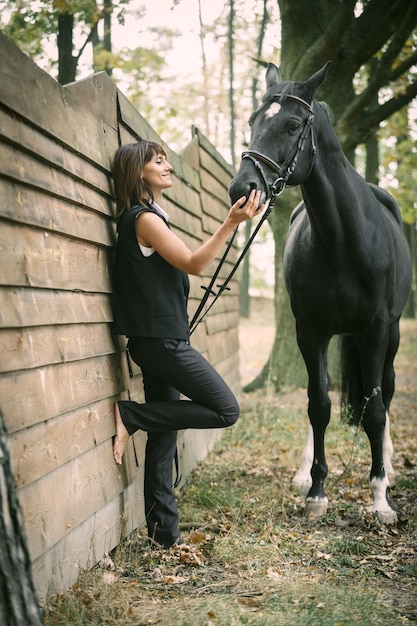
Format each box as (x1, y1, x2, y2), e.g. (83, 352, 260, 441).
(238, 297, 417, 621)
(42, 298, 417, 625)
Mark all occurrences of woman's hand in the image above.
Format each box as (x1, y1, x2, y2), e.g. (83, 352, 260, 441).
(136, 188, 266, 276)
(226, 189, 265, 226)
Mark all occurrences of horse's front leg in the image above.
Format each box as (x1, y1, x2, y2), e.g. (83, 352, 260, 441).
(296, 333, 331, 519)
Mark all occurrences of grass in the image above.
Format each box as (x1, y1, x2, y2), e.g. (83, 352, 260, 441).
(41, 318, 417, 625)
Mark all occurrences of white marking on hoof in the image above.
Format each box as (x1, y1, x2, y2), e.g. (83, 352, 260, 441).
(383, 411, 396, 487)
(304, 496, 328, 519)
(375, 509, 398, 524)
(369, 476, 397, 524)
(293, 425, 313, 496)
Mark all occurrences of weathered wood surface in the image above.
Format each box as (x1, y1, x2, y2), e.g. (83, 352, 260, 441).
(0, 31, 240, 601)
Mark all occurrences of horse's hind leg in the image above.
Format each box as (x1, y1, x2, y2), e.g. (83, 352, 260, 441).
(380, 320, 401, 487)
(292, 424, 313, 496)
(360, 323, 398, 524)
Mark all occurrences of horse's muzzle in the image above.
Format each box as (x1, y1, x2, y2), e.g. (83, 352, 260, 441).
(229, 169, 266, 207)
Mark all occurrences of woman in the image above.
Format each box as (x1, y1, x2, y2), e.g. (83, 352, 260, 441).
(112, 140, 263, 549)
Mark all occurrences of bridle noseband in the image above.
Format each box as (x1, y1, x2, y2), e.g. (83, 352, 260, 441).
(241, 94, 316, 199)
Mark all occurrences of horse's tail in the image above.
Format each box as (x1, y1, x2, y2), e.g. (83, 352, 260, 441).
(340, 335, 363, 425)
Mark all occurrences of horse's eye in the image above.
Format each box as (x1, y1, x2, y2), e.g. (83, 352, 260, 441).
(288, 121, 301, 133)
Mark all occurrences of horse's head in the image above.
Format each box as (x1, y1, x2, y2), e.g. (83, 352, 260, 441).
(229, 61, 331, 205)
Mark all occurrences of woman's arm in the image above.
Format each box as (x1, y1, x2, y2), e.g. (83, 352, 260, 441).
(136, 189, 264, 275)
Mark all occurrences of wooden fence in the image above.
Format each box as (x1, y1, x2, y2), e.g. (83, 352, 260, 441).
(0, 33, 240, 599)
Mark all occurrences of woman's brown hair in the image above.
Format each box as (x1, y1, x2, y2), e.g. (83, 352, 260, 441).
(112, 141, 167, 217)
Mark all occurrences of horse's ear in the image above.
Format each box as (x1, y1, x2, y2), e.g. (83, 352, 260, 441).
(266, 63, 281, 89)
(304, 61, 331, 100)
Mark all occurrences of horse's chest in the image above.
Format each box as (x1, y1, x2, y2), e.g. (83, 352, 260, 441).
(284, 239, 374, 326)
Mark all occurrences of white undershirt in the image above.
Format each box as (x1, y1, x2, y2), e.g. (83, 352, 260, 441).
(136, 202, 169, 257)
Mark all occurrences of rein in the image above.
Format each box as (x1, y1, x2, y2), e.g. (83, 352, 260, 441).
(188, 94, 315, 336)
(188, 190, 281, 335)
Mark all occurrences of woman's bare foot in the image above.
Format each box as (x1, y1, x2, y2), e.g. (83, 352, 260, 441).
(113, 402, 130, 465)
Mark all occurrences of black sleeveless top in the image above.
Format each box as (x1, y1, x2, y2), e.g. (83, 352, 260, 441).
(113, 204, 190, 339)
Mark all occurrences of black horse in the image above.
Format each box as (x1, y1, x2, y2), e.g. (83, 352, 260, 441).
(229, 62, 412, 523)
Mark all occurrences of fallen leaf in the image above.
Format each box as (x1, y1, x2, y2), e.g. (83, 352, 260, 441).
(267, 567, 283, 583)
(164, 574, 188, 585)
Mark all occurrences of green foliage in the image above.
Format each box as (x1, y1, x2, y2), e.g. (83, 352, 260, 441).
(0, 0, 132, 81)
(380, 108, 417, 224)
(0, 1, 56, 60)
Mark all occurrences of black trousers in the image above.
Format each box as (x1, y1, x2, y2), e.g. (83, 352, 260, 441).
(118, 337, 239, 547)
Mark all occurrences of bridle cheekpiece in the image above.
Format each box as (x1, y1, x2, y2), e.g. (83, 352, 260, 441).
(241, 94, 316, 200)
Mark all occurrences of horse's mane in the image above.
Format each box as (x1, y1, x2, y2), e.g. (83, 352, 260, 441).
(262, 80, 299, 104)
(317, 101, 333, 124)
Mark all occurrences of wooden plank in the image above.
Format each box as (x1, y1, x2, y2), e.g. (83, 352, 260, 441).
(180, 136, 200, 171)
(0, 221, 112, 292)
(199, 148, 235, 189)
(0, 287, 113, 328)
(205, 310, 239, 335)
(8, 386, 145, 491)
(165, 179, 202, 216)
(163, 198, 203, 240)
(9, 396, 117, 489)
(193, 127, 234, 177)
(18, 438, 141, 561)
(1, 353, 125, 434)
(200, 188, 230, 221)
(215, 351, 241, 395)
(189, 324, 209, 354)
(0, 142, 112, 218)
(30, 478, 144, 599)
(0, 33, 114, 168)
(200, 167, 231, 204)
(0, 107, 115, 200)
(0, 179, 116, 247)
(207, 328, 240, 366)
(65, 72, 118, 130)
(0, 323, 117, 373)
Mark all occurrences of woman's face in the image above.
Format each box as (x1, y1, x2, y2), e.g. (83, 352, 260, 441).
(141, 152, 173, 196)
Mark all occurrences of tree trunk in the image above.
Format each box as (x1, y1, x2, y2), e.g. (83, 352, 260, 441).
(244, 188, 307, 391)
(227, 0, 236, 166)
(403, 221, 416, 318)
(57, 12, 77, 84)
(247, 0, 417, 392)
(0, 411, 44, 626)
(103, 0, 112, 75)
(239, 0, 269, 319)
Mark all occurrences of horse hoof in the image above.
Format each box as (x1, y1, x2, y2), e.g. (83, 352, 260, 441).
(304, 497, 328, 519)
(374, 508, 398, 525)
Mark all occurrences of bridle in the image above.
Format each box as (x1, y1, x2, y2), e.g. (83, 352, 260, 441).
(241, 94, 316, 199)
(188, 95, 316, 335)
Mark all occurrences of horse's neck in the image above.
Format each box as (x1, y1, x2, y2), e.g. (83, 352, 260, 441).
(301, 146, 376, 252)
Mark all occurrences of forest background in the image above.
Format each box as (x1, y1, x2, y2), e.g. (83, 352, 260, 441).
(1, 0, 416, 390)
